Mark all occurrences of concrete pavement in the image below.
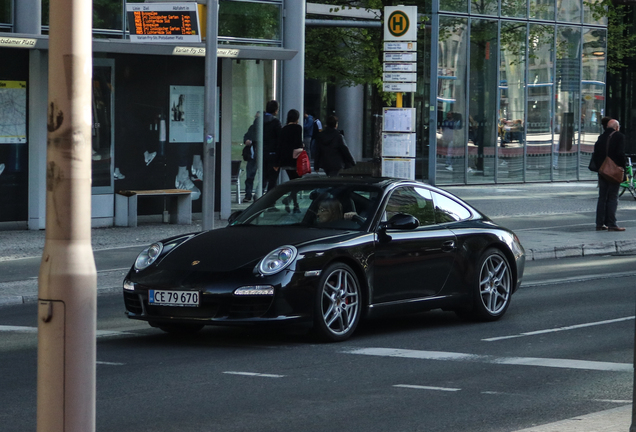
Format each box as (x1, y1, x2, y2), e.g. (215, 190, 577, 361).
(0, 180, 634, 431)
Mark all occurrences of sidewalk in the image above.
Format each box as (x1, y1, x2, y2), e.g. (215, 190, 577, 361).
(0, 181, 634, 431)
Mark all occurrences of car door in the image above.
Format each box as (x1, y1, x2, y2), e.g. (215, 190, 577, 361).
(373, 186, 457, 304)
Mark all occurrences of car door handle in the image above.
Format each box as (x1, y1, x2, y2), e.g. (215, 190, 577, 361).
(441, 240, 455, 252)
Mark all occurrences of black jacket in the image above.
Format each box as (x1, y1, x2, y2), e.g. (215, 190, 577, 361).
(278, 123, 304, 168)
(263, 113, 282, 156)
(314, 127, 356, 173)
(592, 127, 626, 171)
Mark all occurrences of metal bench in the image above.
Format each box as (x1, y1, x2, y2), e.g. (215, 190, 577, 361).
(115, 189, 192, 227)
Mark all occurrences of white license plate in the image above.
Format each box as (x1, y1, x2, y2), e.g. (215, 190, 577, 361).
(149, 290, 199, 307)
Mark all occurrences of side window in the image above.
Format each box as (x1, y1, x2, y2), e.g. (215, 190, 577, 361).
(432, 192, 472, 223)
(384, 187, 436, 226)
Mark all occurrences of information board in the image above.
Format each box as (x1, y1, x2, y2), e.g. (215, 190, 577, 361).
(382, 158, 415, 180)
(382, 133, 416, 157)
(127, 3, 200, 43)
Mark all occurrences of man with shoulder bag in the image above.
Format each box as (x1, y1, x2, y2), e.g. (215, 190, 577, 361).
(591, 118, 627, 231)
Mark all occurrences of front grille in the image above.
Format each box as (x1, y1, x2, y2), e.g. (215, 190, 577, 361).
(124, 291, 143, 314)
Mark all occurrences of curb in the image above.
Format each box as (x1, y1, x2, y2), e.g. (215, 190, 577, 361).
(0, 286, 121, 307)
(528, 240, 636, 260)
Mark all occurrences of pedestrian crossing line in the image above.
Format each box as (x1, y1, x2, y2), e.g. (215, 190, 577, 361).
(96, 361, 125, 366)
(482, 316, 635, 342)
(345, 348, 632, 372)
(394, 384, 461, 392)
(223, 371, 285, 378)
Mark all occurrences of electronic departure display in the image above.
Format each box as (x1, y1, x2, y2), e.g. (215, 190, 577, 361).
(126, 3, 201, 43)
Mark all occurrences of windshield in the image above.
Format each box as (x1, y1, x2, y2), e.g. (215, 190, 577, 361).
(230, 182, 382, 231)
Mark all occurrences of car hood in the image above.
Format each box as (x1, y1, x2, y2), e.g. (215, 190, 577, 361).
(155, 225, 359, 272)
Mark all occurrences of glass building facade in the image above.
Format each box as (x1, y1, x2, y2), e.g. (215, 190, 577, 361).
(428, 0, 607, 185)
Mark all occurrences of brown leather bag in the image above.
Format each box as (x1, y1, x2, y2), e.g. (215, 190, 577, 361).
(598, 131, 624, 184)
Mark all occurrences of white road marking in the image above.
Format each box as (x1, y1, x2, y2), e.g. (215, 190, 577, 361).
(345, 348, 632, 372)
(223, 371, 285, 378)
(0, 325, 37, 333)
(0, 325, 132, 338)
(593, 399, 632, 404)
(482, 316, 635, 342)
(96, 361, 125, 366)
(394, 384, 461, 392)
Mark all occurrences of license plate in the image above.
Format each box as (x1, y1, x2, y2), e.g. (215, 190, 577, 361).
(149, 290, 200, 307)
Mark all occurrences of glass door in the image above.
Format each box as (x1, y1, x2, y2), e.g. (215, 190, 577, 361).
(92, 58, 114, 193)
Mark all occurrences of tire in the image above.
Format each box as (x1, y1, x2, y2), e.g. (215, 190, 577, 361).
(313, 263, 362, 342)
(459, 248, 512, 322)
(156, 323, 204, 335)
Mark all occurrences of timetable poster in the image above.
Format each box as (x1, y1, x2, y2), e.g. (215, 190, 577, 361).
(382, 157, 415, 180)
(169, 85, 204, 143)
(382, 133, 416, 157)
(383, 107, 416, 132)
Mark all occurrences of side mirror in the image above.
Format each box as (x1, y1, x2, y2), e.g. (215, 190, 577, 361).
(380, 213, 420, 231)
(228, 210, 243, 225)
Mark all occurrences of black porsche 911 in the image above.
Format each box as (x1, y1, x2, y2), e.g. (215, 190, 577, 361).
(123, 176, 525, 341)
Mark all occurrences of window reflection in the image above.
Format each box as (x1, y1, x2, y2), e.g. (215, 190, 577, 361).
(581, 28, 606, 179)
(554, 26, 581, 180)
(440, 0, 468, 13)
(471, 0, 498, 15)
(499, 21, 527, 183)
(0, 0, 11, 24)
(436, 17, 468, 184)
(557, 0, 581, 23)
(526, 24, 554, 181)
(502, 0, 527, 18)
(468, 19, 497, 184)
(530, 0, 555, 20)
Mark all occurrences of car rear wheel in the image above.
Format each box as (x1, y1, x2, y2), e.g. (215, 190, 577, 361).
(313, 263, 361, 342)
(458, 248, 512, 321)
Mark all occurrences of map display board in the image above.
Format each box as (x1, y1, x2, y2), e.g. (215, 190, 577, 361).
(0, 81, 27, 144)
(169, 85, 204, 143)
(127, 3, 201, 43)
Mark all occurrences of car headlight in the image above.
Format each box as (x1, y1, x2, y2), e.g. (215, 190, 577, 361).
(258, 245, 297, 276)
(134, 242, 164, 271)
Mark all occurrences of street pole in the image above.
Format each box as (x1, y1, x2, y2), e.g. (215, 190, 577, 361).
(37, 0, 97, 431)
(202, 0, 219, 231)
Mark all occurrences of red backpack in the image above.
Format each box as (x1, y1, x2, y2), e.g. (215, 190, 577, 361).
(296, 150, 311, 177)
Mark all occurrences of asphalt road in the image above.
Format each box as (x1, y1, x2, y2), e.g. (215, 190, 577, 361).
(0, 255, 633, 432)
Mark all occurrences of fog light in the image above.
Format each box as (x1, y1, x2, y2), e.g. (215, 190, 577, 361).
(123, 280, 135, 291)
(234, 285, 274, 296)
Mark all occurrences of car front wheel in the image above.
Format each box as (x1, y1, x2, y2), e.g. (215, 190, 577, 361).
(313, 263, 361, 342)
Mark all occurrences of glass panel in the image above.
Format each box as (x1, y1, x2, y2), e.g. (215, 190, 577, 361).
(554, 26, 581, 180)
(440, 0, 468, 14)
(583, 0, 607, 26)
(0, 0, 11, 24)
(471, 0, 498, 15)
(232, 59, 276, 200)
(436, 17, 468, 185)
(498, 21, 526, 183)
(385, 186, 435, 226)
(526, 24, 554, 182)
(468, 19, 498, 184)
(219, 1, 281, 41)
(92, 63, 114, 189)
(94, 0, 123, 31)
(557, 0, 581, 23)
(530, 0, 555, 21)
(502, 0, 527, 18)
(432, 192, 472, 221)
(581, 28, 606, 180)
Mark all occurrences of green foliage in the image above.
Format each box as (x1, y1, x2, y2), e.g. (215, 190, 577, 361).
(585, 0, 636, 73)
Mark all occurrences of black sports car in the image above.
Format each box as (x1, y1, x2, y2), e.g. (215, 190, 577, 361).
(123, 177, 525, 341)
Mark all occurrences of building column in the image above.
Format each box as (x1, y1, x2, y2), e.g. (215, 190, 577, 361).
(220, 58, 233, 220)
(334, 84, 364, 161)
(282, 0, 305, 119)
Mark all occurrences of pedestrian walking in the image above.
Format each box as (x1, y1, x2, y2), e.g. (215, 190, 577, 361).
(241, 111, 259, 202)
(313, 115, 355, 177)
(262, 100, 282, 193)
(278, 109, 304, 182)
(592, 118, 627, 231)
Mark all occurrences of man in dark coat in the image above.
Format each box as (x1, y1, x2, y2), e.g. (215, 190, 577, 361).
(262, 100, 282, 193)
(592, 118, 627, 231)
(314, 115, 355, 177)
